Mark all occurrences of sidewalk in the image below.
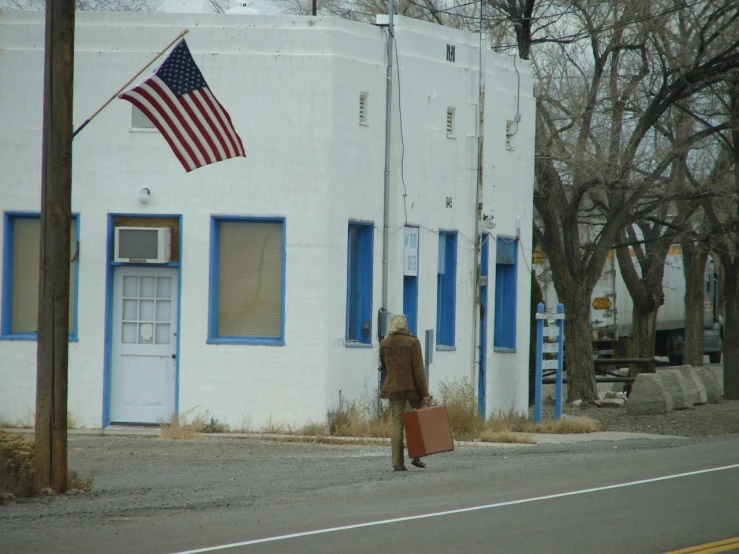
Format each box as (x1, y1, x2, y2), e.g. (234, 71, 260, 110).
(3, 426, 686, 447)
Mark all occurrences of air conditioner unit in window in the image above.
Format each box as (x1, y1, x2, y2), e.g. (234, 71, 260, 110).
(114, 226, 172, 264)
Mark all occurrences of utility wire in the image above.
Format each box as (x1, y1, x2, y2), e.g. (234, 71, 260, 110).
(392, 31, 410, 226)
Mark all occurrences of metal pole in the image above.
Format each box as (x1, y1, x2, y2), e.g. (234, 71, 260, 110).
(555, 303, 565, 420)
(35, 0, 75, 495)
(472, 0, 486, 384)
(380, 0, 395, 338)
(534, 303, 544, 424)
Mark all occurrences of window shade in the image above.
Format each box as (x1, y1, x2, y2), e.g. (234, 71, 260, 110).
(11, 218, 77, 334)
(218, 221, 283, 338)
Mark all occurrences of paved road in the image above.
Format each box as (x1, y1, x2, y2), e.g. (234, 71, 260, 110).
(1, 435, 738, 554)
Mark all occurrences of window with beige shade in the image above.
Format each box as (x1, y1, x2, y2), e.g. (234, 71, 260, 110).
(1, 214, 79, 339)
(208, 217, 285, 344)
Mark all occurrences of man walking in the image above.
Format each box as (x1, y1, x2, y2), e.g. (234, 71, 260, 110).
(379, 314, 431, 472)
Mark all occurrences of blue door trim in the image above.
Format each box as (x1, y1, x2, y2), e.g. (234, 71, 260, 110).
(102, 213, 183, 428)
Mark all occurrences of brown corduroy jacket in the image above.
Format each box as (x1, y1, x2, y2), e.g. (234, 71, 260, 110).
(379, 331, 430, 400)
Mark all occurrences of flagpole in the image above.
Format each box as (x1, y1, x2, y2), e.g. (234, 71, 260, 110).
(72, 29, 189, 139)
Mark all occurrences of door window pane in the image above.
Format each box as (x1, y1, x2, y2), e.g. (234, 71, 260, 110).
(123, 299, 137, 321)
(155, 323, 170, 345)
(156, 300, 171, 322)
(140, 277, 156, 298)
(157, 277, 172, 299)
(123, 276, 138, 297)
(122, 322, 137, 344)
(139, 300, 155, 321)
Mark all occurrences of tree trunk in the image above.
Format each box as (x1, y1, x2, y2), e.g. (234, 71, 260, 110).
(722, 262, 739, 400)
(630, 301, 658, 376)
(562, 292, 598, 403)
(614, 232, 667, 377)
(682, 243, 709, 367)
(630, 302, 659, 377)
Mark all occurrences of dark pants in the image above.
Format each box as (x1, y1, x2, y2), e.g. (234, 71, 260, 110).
(389, 391, 422, 468)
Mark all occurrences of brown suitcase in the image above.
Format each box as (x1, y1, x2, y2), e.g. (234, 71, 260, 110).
(404, 405, 455, 459)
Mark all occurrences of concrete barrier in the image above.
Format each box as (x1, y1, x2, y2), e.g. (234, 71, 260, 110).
(541, 365, 722, 412)
(693, 366, 722, 404)
(659, 370, 694, 410)
(627, 374, 673, 415)
(671, 365, 708, 405)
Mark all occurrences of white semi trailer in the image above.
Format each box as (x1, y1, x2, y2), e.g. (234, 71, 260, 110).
(535, 248, 723, 365)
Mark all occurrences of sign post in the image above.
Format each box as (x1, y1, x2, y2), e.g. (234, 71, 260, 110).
(534, 304, 544, 423)
(534, 303, 566, 423)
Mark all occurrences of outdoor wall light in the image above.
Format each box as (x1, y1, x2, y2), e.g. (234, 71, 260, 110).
(483, 214, 496, 230)
(139, 187, 151, 205)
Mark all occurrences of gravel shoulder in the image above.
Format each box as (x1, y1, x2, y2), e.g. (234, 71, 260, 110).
(560, 399, 739, 437)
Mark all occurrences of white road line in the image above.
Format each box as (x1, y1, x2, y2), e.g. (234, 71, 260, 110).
(170, 463, 739, 554)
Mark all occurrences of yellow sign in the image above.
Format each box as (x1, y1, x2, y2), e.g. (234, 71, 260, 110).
(592, 297, 612, 310)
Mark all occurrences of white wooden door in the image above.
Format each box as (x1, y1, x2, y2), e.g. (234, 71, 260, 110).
(111, 267, 178, 424)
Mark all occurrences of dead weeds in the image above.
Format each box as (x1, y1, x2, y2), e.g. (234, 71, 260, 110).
(0, 431, 93, 502)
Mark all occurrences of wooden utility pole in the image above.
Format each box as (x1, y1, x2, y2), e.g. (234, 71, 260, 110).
(34, 0, 76, 495)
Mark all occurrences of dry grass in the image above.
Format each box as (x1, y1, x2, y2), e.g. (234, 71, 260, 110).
(297, 422, 328, 437)
(232, 415, 254, 434)
(477, 429, 536, 444)
(527, 417, 600, 434)
(486, 411, 600, 434)
(259, 415, 291, 435)
(0, 431, 34, 500)
(200, 415, 230, 434)
(67, 470, 94, 493)
(67, 411, 80, 430)
(159, 408, 230, 439)
(328, 398, 392, 438)
(0, 410, 35, 429)
(159, 408, 207, 440)
(171, 384, 600, 447)
(0, 431, 93, 502)
(436, 378, 484, 440)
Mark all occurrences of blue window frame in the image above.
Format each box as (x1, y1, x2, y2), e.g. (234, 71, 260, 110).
(403, 276, 418, 336)
(436, 231, 457, 348)
(208, 216, 286, 345)
(402, 226, 419, 336)
(494, 237, 518, 351)
(1, 212, 80, 341)
(346, 222, 374, 345)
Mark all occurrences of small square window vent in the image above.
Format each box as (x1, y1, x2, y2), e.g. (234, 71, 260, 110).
(446, 107, 455, 137)
(359, 92, 369, 125)
(132, 105, 156, 130)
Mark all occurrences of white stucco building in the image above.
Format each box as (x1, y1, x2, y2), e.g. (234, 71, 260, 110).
(0, 9, 535, 429)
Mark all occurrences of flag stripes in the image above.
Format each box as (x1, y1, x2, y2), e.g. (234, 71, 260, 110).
(119, 40, 245, 172)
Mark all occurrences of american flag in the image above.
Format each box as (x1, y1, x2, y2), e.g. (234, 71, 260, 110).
(120, 40, 245, 172)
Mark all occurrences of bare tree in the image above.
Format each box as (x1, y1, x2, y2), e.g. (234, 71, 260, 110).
(208, 0, 230, 13)
(7, 0, 159, 10)
(680, 216, 712, 367)
(612, 97, 710, 374)
(532, 0, 739, 402)
(700, 73, 739, 399)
